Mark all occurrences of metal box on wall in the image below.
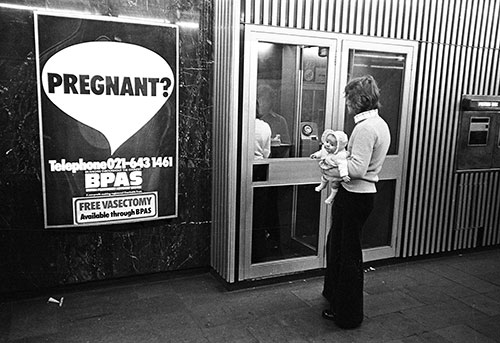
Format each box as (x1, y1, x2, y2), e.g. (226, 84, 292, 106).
(456, 95, 500, 171)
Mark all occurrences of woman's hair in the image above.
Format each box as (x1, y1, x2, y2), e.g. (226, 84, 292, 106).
(344, 75, 381, 114)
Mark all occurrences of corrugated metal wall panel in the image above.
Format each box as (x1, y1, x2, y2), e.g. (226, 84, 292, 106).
(455, 172, 500, 250)
(212, 0, 241, 282)
(240, 0, 500, 259)
(243, 0, 500, 48)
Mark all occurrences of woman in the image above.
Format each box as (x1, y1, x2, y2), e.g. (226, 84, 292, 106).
(254, 100, 272, 160)
(322, 75, 391, 329)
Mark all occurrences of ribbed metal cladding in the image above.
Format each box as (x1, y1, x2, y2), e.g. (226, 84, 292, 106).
(241, 0, 500, 258)
(455, 172, 500, 249)
(211, 0, 241, 282)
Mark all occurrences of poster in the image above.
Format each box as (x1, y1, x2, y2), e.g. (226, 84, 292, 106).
(35, 13, 178, 228)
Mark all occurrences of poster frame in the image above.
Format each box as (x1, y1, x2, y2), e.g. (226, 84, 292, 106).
(34, 11, 179, 228)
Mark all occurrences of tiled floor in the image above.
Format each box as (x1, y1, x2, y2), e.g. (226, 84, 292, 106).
(1, 248, 500, 342)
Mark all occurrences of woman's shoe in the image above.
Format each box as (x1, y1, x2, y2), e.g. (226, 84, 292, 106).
(322, 309, 362, 329)
(321, 309, 336, 321)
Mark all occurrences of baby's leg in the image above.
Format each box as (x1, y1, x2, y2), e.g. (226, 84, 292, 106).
(315, 175, 328, 192)
(325, 181, 340, 204)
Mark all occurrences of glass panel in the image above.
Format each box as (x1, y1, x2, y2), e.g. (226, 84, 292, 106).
(361, 180, 395, 249)
(300, 47, 328, 157)
(256, 42, 328, 158)
(344, 50, 405, 155)
(252, 185, 321, 264)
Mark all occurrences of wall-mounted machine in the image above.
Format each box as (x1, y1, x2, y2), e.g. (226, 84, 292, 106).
(456, 95, 500, 171)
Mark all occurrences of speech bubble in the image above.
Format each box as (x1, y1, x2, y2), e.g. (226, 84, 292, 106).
(41, 41, 175, 154)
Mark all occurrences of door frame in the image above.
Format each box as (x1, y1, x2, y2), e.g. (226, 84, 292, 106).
(239, 25, 417, 280)
(336, 38, 417, 262)
(239, 25, 338, 280)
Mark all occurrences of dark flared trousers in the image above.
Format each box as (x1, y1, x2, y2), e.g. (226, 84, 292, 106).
(323, 186, 374, 329)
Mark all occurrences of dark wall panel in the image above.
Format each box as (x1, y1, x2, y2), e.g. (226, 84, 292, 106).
(0, 1, 213, 295)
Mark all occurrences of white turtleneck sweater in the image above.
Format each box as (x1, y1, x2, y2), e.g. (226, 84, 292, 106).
(342, 109, 391, 193)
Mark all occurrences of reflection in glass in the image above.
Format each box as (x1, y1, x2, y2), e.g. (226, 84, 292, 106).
(361, 180, 396, 249)
(256, 42, 328, 158)
(345, 50, 405, 155)
(252, 185, 320, 263)
(300, 47, 328, 158)
(251, 42, 328, 265)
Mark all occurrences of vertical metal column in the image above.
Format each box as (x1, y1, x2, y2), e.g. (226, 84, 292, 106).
(211, 0, 241, 282)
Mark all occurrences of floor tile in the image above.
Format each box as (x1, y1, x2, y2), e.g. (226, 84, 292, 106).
(290, 279, 324, 306)
(479, 272, 500, 287)
(2, 249, 500, 342)
(449, 258, 500, 277)
(421, 263, 498, 293)
(246, 312, 315, 342)
(339, 317, 398, 342)
(370, 312, 428, 340)
(400, 299, 489, 331)
(467, 314, 500, 342)
(485, 289, 500, 302)
(400, 284, 455, 305)
(433, 324, 497, 343)
(365, 290, 423, 317)
(400, 331, 453, 343)
(364, 267, 420, 292)
(203, 321, 259, 343)
(428, 279, 478, 299)
(458, 293, 500, 316)
(8, 300, 60, 341)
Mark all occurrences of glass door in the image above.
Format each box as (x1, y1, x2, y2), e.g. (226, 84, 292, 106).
(239, 26, 337, 280)
(337, 39, 417, 261)
(239, 27, 417, 280)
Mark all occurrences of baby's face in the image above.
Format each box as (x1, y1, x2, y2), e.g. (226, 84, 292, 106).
(324, 134, 337, 153)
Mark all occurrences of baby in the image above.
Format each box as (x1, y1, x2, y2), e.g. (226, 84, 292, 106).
(310, 129, 350, 204)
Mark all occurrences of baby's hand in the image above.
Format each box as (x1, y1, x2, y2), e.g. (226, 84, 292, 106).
(310, 153, 318, 159)
(342, 175, 351, 183)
